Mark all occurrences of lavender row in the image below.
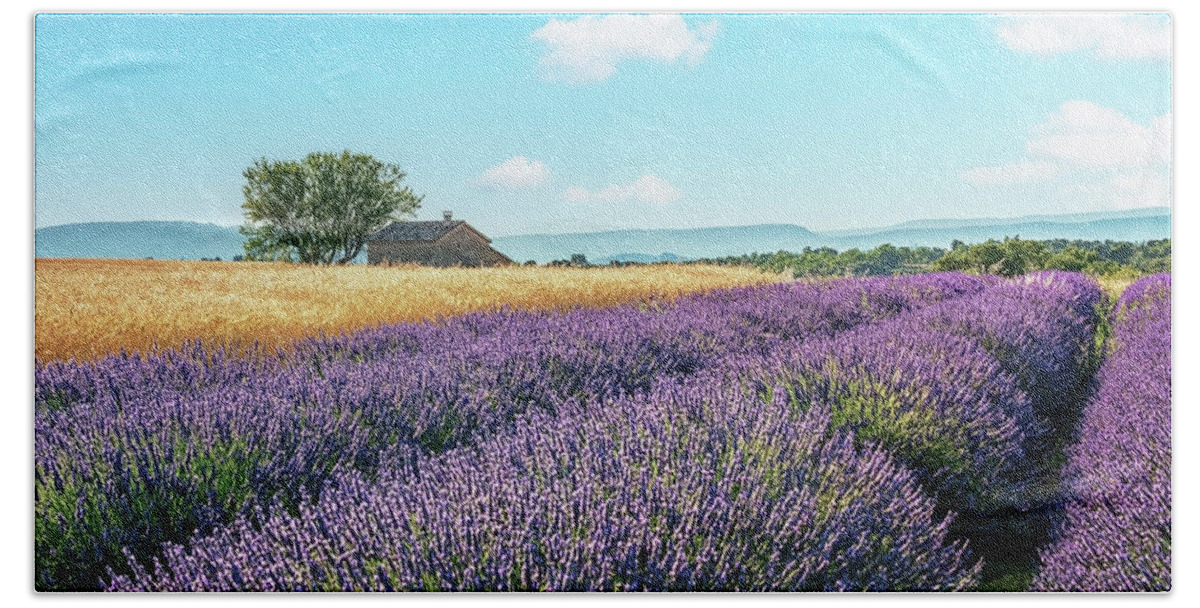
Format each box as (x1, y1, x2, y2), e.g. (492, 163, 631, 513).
(914, 271, 1104, 424)
(98, 271, 1095, 591)
(884, 270, 1103, 507)
(110, 385, 979, 591)
(1033, 274, 1171, 591)
(707, 271, 1102, 516)
(36, 274, 987, 590)
(35, 274, 990, 414)
(33, 376, 422, 591)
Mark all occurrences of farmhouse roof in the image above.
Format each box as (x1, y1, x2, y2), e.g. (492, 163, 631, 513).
(369, 220, 475, 243)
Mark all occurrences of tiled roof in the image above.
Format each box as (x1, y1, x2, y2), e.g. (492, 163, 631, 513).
(369, 220, 466, 242)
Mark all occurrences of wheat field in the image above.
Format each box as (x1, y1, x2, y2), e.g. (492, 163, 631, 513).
(35, 258, 783, 362)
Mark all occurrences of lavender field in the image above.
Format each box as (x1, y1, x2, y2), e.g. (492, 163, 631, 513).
(33, 272, 1171, 592)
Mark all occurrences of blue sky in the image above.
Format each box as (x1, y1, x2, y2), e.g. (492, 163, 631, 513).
(34, 12, 1171, 236)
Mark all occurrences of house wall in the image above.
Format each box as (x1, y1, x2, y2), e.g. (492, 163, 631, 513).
(367, 226, 512, 267)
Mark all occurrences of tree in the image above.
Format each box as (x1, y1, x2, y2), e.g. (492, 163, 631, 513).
(931, 237, 1049, 277)
(861, 243, 902, 276)
(1045, 246, 1101, 273)
(991, 237, 1048, 277)
(240, 151, 423, 264)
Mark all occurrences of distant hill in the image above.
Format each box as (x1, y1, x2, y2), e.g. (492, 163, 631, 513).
(494, 207, 1170, 263)
(493, 224, 822, 264)
(594, 252, 688, 265)
(34, 221, 246, 260)
(34, 207, 1170, 263)
(827, 212, 1172, 251)
(821, 207, 1170, 238)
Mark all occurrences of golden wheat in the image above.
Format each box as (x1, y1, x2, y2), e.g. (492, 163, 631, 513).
(1096, 274, 1139, 300)
(35, 258, 783, 362)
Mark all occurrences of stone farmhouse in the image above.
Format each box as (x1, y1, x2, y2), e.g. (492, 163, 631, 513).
(366, 211, 513, 267)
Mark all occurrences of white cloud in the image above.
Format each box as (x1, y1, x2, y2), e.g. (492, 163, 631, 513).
(531, 14, 719, 83)
(1027, 100, 1171, 168)
(997, 14, 1170, 59)
(1151, 113, 1172, 164)
(476, 156, 550, 189)
(961, 160, 1059, 185)
(1103, 169, 1171, 208)
(563, 175, 682, 204)
(962, 101, 1172, 210)
(1065, 169, 1171, 210)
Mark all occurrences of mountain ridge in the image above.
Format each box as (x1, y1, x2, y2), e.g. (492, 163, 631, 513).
(35, 221, 248, 261)
(35, 207, 1171, 263)
(821, 207, 1167, 237)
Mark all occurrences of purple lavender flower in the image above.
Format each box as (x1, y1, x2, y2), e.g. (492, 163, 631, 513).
(1033, 274, 1170, 592)
(109, 388, 979, 591)
(35, 272, 1044, 591)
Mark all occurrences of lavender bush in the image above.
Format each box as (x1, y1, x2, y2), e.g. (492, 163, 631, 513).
(711, 272, 1102, 516)
(37, 274, 984, 590)
(35, 271, 1136, 592)
(756, 326, 1034, 514)
(38, 274, 990, 414)
(33, 377, 409, 591)
(693, 273, 1104, 589)
(109, 387, 979, 591)
(907, 271, 1102, 428)
(1032, 274, 1171, 591)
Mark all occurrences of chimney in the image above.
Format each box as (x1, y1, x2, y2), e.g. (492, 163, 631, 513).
(443, 210, 453, 222)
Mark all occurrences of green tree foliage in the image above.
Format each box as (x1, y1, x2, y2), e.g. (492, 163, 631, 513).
(1044, 246, 1102, 272)
(548, 254, 593, 267)
(699, 237, 1168, 279)
(861, 243, 902, 276)
(699, 244, 944, 278)
(1133, 239, 1171, 273)
(1022, 238, 1170, 275)
(240, 151, 423, 264)
(932, 237, 1049, 277)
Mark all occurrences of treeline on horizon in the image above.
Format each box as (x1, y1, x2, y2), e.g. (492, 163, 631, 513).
(688, 237, 1171, 278)
(202, 235, 1170, 279)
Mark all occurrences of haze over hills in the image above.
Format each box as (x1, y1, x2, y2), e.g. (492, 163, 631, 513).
(495, 224, 824, 264)
(34, 221, 248, 261)
(821, 207, 1171, 238)
(826, 213, 1172, 252)
(493, 207, 1171, 263)
(34, 207, 1171, 264)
